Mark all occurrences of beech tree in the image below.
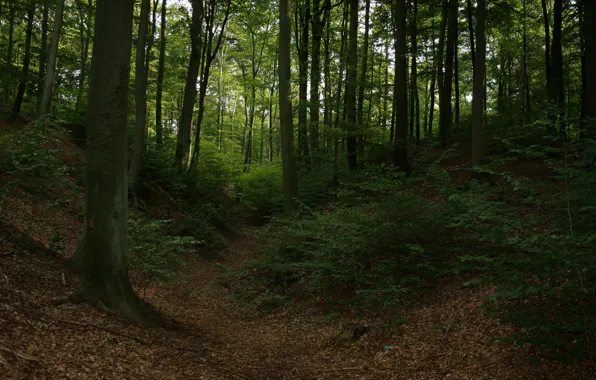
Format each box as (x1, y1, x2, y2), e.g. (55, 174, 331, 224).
(76, 0, 150, 324)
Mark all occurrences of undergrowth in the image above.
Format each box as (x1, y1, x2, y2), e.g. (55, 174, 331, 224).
(221, 138, 595, 361)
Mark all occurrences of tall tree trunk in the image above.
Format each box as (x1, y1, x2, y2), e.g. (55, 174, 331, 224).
(439, 0, 457, 148)
(522, 0, 531, 124)
(472, 0, 485, 166)
(345, 0, 358, 170)
(392, 0, 409, 173)
(155, 0, 167, 149)
(454, 22, 460, 130)
(541, 0, 551, 97)
(550, 0, 566, 139)
(356, 0, 371, 158)
(37, 0, 49, 108)
(279, 0, 298, 214)
(75, 0, 92, 115)
(39, 0, 66, 117)
(383, 39, 390, 139)
(189, 0, 231, 170)
(76, 0, 151, 326)
(12, 0, 36, 118)
(323, 10, 331, 152)
(309, 0, 329, 166)
(129, 0, 150, 195)
(175, 0, 203, 170)
(4, 0, 16, 103)
(217, 44, 227, 151)
(466, 0, 475, 74)
(296, 0, 310, 165)
(410, 0, 419, 145)
(583, 0, 596, 138)
(269, 55, 277, 161)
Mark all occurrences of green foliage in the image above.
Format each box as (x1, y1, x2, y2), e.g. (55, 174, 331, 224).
(237, 165, 284, 215)
(227, 170, 447, 311)
(128, 211, 198, 289)
(0, 120, 72, 192)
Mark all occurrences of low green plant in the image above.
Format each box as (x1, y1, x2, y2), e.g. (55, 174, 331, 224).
(128, 212, 199, 294)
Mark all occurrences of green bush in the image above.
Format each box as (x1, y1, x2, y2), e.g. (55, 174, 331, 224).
(128, 212, 199, 292)
(237, 165, 284, 215)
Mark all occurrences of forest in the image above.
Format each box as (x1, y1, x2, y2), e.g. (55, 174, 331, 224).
(0, 0, 595, 378)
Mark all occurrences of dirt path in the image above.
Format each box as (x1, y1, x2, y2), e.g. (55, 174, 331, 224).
(2, 227, 594, 379)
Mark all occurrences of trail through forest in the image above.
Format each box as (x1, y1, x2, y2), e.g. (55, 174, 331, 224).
(3, 222, 593, 379)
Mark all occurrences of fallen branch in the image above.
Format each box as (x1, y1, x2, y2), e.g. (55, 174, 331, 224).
(141, 179, 177, 206)
(0, 344, 41, 363)
(57, 319, 149, 345)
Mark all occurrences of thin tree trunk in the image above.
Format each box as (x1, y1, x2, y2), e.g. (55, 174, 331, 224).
(454, 21, 460, 130)
(129, 0, 151, 194)
(279, 0, 298, 214)
(439, 0, 457, 148)
(12, 0, 36, 118)
(356, 0, 371, 158)
(583, 0, 596, 138)
(345, 0, 358, 170)
(472, 0, 485, 166)
(410, 0, 419, 145)
(4, 0, 16, 103)
(541, 0, 551, 97)
(392, 0, 409, 173)
(39, 0, 66, 117)
(75, 0, 92, 115)
(37, 0, 49, 108)
(466, 0, 475, 74)
(383, 39, 390, 139)
(175, 0, 203, 170)
(550, 0, 566, 139)
(295, 0, 311, 166)
(522, 0, 531, 124)
(155, 0, 167, 149)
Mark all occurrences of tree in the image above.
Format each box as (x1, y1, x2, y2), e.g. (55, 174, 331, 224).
(295, 0, 311, 165)
(129, 0, 151, 194)
(175, 0, 203, 170)
(392, 0, 409, 173)
(583, 0, 596, 138)
(309, 0, 330, 166)
(12, 0, 36, 118)
(356, 0, 371, 154)
(39, 0, 66, 117)
(155, 0, 167, 149)
(4, 0, 15, 103)
(76, 0, 150, 325)
(279, 0, 298, 214)
(438, 0, 457, 148)
(345, 0, 358, 170)
(37, 0, 50, 108)
(188, 0, 231, 170)
(471, 0, 485, 166)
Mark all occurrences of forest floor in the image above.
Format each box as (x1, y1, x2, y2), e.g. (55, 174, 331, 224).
(1, 118, 595, 379)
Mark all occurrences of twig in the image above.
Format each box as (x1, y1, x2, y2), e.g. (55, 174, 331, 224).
(57, 319, 149, 345)
(0, 344, 41, 363)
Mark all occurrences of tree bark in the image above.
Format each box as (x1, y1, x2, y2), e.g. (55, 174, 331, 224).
(345, 0, 358, 170)
(76, 0, 151, 326)
(12, 0, 36, 118)
(550, 0, 566, 139)
(466, 0, 475, 74)
(309, 0, 329, 166)
(439, 0, 457, 148)
(189, 0, 231, 171)
(39, 0, 66, 117)
(583, 0, 596, 138)
(356, 0, 371, 157)
(175, 0, 203, 170)
(155, 0, 167, 149)
(392, 0, 409, 173)
(37, 0, 49, 108)
(410, 0, 419, 145)
(472, 0, 485, 166)
(295, 0, 311, 166)
(74, 0, 92, 115)
(541, 0, 551, 97)
(4, 0, 16, 103)
(129, 0, 150, 195)
(279, 0, 298, 215)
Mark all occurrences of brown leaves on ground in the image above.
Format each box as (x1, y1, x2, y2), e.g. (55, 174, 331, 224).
(1, 229, 595, 379)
